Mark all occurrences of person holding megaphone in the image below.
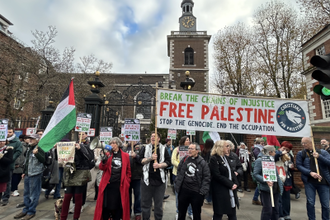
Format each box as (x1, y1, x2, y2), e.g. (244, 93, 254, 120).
(93, 137, 131, 220)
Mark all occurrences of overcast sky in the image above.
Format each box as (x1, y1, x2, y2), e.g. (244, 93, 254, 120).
(0, 0, 298, 77)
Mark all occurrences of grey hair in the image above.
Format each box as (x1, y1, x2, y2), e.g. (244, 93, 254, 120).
(109, 137, 123, 147)
(262, 145, 275, 156)
(190, 142, 200, 151)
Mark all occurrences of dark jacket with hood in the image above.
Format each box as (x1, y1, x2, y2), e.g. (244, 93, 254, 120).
(7, 134, 22, 170)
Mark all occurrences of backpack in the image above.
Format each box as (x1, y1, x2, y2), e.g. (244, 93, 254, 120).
(300, 149, 330, 174)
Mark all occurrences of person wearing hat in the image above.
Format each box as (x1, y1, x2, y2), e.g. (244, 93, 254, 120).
(14, 133, 45, 220)
(253, 145, 283, 220)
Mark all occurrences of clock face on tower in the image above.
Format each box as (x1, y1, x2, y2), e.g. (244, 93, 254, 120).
(181, 16, 195, 29)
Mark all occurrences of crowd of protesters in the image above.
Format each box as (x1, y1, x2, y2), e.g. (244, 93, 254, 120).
(3, 127, 330, 220)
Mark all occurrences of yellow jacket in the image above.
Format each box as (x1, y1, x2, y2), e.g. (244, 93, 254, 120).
(171, 147, 180, 176)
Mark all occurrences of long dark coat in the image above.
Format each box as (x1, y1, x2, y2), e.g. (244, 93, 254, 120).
(0, 146, 14, 183)
(93, 149, 131, 220)
(210, 154, 239, 216)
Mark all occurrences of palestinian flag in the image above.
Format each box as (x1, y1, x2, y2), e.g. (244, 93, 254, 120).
(262, 135, 280, 150)
(38, 78, 76, 152)
(202, 131, 221, 143)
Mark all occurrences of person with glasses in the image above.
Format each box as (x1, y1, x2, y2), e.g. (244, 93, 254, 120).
(171, 136, 193, 220)
(296, 137, 330, 220)
(175, 143, 210, 220)
(210, 140, 239, 220)
(93, 137, 131, 220)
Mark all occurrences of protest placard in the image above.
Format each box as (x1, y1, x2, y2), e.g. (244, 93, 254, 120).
(262, 156, 277, 182)
(186, 130, 195, 135)
(57, 141, 76, 164)
(167, 129, 177, 139)
(100, 127, 113, 142)
(75, 113, 92, 132)
(157, 89, 310, 137)
(0, 119, 8, 141)
(124, 119, 140, 141)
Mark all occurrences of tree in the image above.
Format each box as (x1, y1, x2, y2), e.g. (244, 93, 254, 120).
(0, 26, 113, 123)
(252, 1, 306, 98)
(213, 22, 257, 95)
(296, 0, 330, 36)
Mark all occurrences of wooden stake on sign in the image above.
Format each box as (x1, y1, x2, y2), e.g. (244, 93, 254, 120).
(269, 185, 274, 207)
(190, 134, 192, 143)
(154, 82, 159, 171)
(79, 132, 82, 144)
(304, 95, 320, 180)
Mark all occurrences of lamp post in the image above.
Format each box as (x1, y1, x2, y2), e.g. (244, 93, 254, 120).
(84, 71, 105, 137)
(180, 71, 195, 90)
(179, 71, 196, 142)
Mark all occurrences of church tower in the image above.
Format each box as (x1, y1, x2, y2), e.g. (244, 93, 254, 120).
(167, 0, 211, 92)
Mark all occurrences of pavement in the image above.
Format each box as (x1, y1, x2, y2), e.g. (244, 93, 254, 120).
(0, 182, 323, 220)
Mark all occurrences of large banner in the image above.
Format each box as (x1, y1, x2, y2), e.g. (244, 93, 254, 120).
(157, 89, 310, 137)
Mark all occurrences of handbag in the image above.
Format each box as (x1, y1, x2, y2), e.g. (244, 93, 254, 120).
(63, 163, 91, 186)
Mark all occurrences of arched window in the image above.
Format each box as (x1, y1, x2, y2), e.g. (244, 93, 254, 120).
(186, 5, 189, 12)
(184, 48, 194, 65)
(135, 92, 152, 119)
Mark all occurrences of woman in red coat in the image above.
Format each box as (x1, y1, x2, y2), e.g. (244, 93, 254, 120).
(93, 137, 131, 220)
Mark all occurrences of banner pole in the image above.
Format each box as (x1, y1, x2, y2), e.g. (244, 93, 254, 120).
(269, 185, 274, 207)
(304, 95, 320, 179)
(154, 83, 159, 171)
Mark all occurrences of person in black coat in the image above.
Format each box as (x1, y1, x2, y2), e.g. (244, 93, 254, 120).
(210, 140, 239, 220)
(0, 140, 14, 201)
(226, 141, 243, 193)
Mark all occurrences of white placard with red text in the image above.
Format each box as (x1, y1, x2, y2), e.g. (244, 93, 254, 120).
(100, 127, 112, 142)
(75, 113, 92, 132)
(0, 119, 8, 141)
(167, 129, 177, 139)
(124, 119, 140, 141)
(157, 89, 310, 137)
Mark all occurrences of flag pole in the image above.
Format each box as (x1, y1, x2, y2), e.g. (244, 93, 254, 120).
(154, 83, 159, 171)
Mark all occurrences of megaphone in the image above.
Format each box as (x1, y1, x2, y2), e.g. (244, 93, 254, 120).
(90, 136, 112, 152)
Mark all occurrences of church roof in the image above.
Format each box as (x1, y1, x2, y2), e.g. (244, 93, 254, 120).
(181, 0, 194, 7)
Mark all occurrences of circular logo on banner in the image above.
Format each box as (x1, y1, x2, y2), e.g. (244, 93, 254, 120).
(276, 102, 306, 133)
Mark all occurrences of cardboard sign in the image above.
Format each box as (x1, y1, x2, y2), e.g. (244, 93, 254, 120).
(124, 119, 140, 141)
(0, 119, 8, 141)
(26, 127, 35, 136)
(186, 130, 195, 135)
(179, 145, 189, 160)
(167, 129, 177, 140)
(100, 127, 113, 142)
(157, 89, 310, 137)
(57, 141, 76, 164)
(75, 113, 92, 132)
(262, 156, 277, 182)
(88, 128, 95, 137)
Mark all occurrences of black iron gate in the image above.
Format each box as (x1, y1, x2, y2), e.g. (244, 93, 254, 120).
(100, 77, 156, 139)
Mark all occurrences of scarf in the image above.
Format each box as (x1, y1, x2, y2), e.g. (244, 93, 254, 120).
(0, 145, 7, 153)
(239, 148, 249, 166)
(221, 155, 236, 208)
(7, 133, 16, 142)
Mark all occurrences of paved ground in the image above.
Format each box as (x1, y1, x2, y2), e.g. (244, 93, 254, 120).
(0, 182, 323, 220)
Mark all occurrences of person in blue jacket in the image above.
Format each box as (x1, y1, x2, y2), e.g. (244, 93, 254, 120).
(296, 137, 330, 220)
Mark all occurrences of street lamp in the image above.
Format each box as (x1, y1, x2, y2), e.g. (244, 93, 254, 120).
(180, 71, 195, 90)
